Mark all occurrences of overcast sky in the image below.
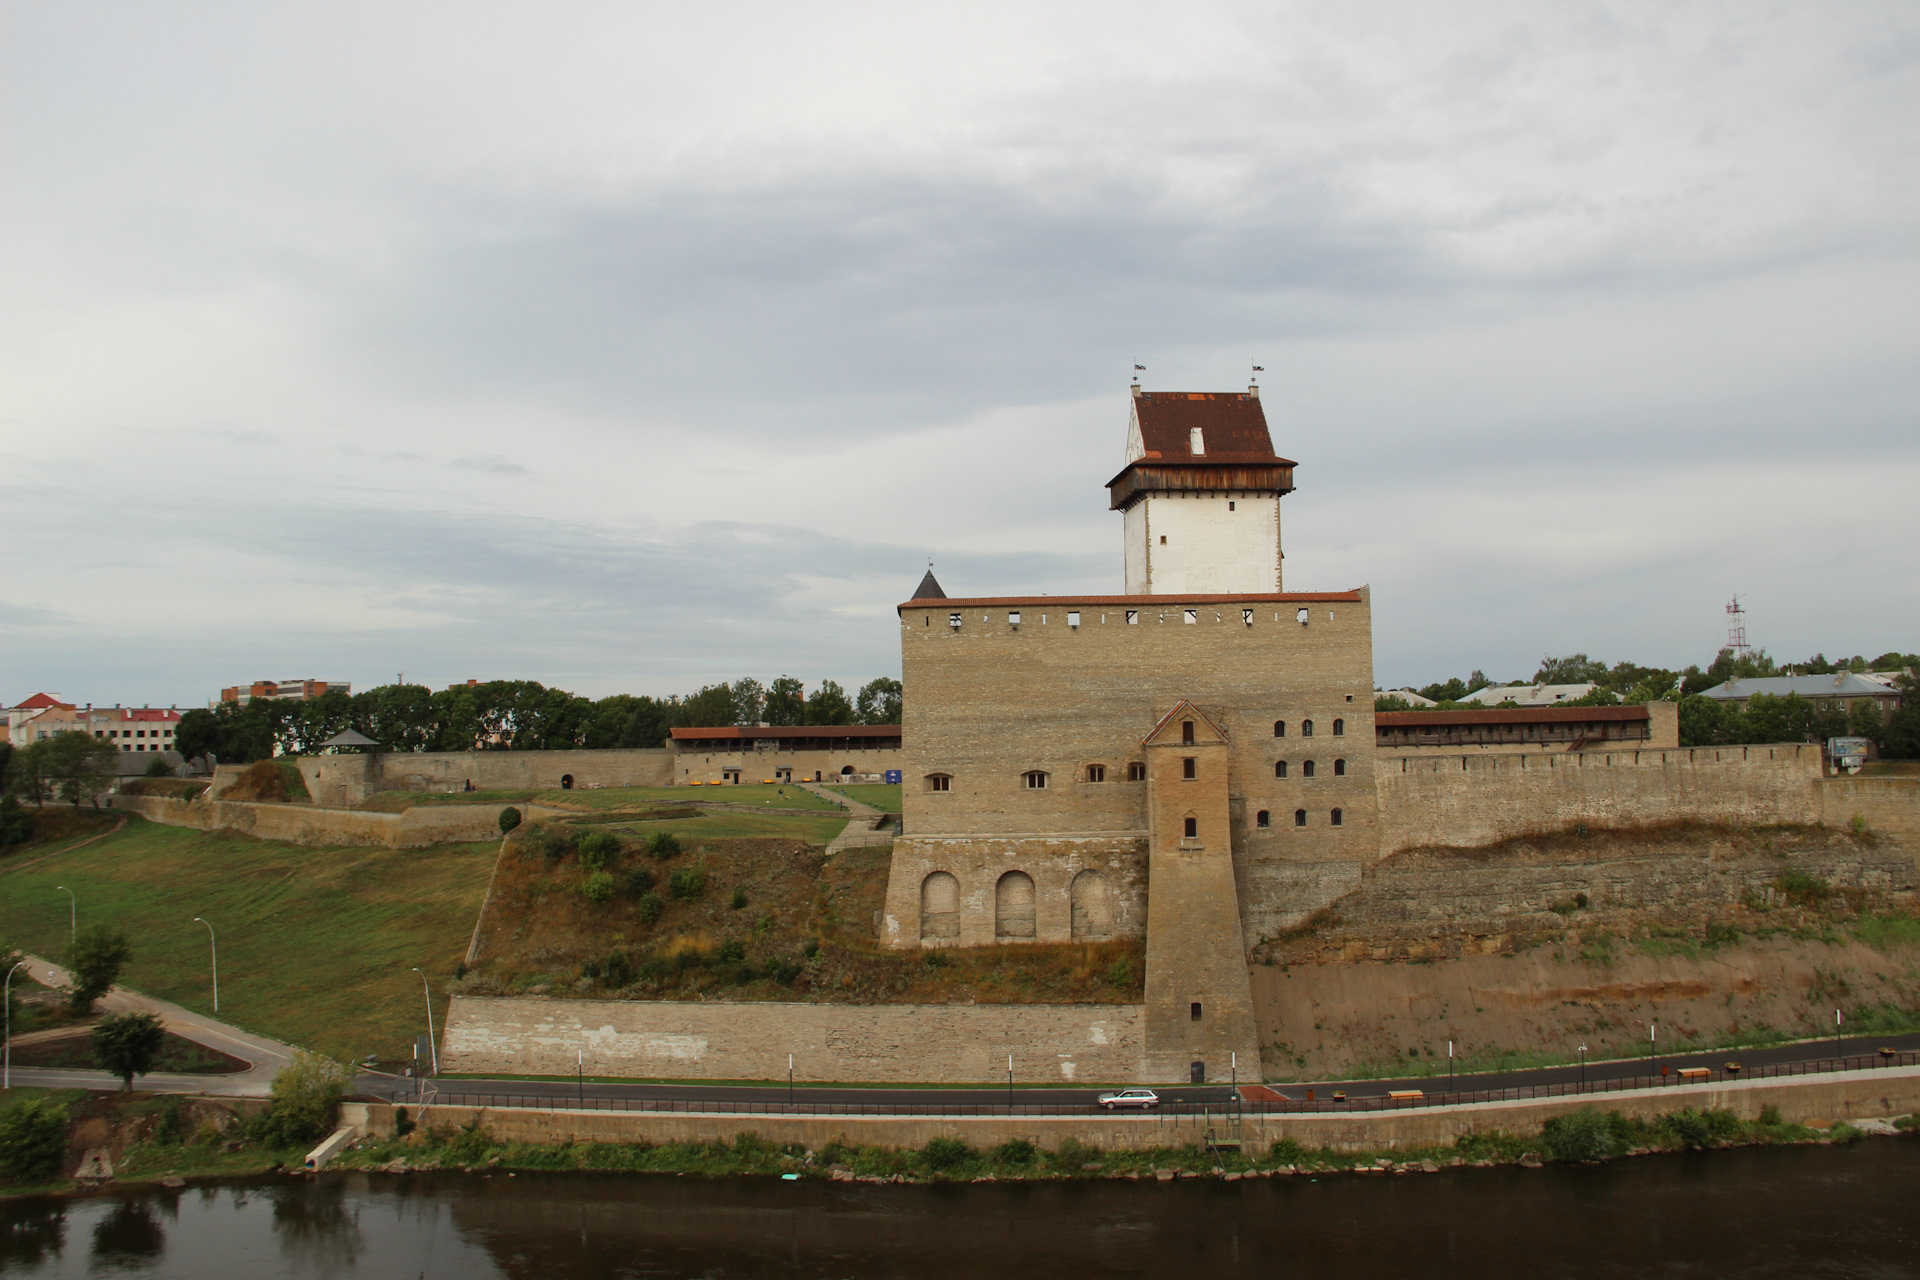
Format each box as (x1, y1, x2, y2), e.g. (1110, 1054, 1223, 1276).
(4, 1, 1917, 707)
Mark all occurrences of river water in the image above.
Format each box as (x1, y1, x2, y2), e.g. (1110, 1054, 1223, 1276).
(3, 1142, 1915, 1278)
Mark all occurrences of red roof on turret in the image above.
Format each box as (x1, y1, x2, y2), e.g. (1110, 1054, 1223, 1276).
(1131, 390, 1286, 460)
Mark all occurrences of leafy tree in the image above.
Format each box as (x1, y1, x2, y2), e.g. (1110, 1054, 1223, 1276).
(42, 732, 120, 807)
(1880, 674, 1920, 759)
(66, 925, 133, 1015)
(1534, 653, 1609, 685)
(1847, 698, 1886, 742)
(1374, 695, 1415, 712)
(1560, 687, 1623, 708)
(1739, 693, 1789, 745)
(730, 678, 767, 726)
(92, 1011, 166, 1092)
(0, 795, 34, 847)
(1465, 669, 1490, 694)
(5, 740, 53, 805)
(763, 677, 806, 727)
(1418, 677, 1469, 703)
(258, 1051, 350, 1147)
(0, 1097, 71, 1182)
(498, 806, 522, 835)
(1677, 694, 1728, 747)
(676, 683, 738, 730)
(353, 682, 439, 752)
(855, 677, 903, 725)
(143, 755, 176, 778)
(804, 680, 854, 726)
(172, 708, 222, 763)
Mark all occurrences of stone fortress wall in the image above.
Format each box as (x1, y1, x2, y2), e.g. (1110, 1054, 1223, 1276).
(293, 748, 677, 807)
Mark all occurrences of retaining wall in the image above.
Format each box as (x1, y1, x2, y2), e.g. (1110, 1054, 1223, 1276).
(347, 1064, 1920, 1152)
(440, 995, 1145, 1083)
(298, 748, 677, 807)
(111, 794, 549, 849)
(1374, 744, 1824, 856)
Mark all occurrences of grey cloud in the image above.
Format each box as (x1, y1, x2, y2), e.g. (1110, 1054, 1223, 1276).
(449, 453, 530, 476)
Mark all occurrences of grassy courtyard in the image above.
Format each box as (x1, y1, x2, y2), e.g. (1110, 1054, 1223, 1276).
(359, 782, 844, 813)
(825, 783, 902, 811)
(0, 811, 496, 1064)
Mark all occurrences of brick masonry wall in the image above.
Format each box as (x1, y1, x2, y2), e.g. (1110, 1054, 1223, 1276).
(301, 749, 677, 806)
(440, 995, 1145, 1083)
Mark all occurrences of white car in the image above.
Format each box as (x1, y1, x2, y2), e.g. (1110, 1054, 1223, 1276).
(1097, 1089, 1161, 1110)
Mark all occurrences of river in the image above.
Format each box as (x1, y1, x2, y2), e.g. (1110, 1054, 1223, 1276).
(2, 1141, 1915, 1277)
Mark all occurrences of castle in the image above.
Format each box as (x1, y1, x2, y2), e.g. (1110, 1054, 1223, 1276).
(884, 384, 1376, 1082)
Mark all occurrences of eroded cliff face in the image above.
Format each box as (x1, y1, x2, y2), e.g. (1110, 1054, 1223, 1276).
(1248, 823, 1920, 1079)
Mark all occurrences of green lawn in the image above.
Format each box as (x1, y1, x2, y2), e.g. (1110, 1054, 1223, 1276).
(0, 814, 496, 1066)
(825, 783, 901, 811)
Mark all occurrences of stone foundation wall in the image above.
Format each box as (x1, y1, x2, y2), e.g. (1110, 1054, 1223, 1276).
(441, 995, 1147, 1083)
(112, 794, 546, 849)
(882, 834, 1148, 949)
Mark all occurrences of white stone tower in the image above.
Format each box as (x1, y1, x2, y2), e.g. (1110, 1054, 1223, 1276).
(1107, 385, 1297, 595)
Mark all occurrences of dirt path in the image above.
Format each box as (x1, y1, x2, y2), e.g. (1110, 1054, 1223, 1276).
(799, 783, 889, 855)
(0, 816, 128, 876)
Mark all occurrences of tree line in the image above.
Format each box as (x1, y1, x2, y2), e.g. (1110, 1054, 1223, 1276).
(172, 675, 905, 764)
(1380, 648, 1919, 756)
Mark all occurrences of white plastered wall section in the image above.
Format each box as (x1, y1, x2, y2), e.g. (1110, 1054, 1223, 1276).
(1124, 494, 1282, 595)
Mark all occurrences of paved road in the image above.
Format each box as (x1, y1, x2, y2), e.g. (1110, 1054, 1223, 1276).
(365, 1030, 1920, 1112)
(6, 954, 298, 1097)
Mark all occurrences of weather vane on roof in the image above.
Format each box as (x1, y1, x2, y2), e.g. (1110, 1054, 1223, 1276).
(1252, 363, 1265, 383)
(1132, 363, 1145, 385)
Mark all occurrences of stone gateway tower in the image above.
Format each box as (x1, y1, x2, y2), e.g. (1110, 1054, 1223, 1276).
(884, 385, 1376, 1084)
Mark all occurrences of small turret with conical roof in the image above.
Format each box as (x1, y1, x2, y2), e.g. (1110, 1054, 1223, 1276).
(911, 568, 947, 600)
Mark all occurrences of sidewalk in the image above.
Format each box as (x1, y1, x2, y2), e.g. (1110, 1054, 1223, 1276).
(797, 783, 893, 854)
(8, 954, 300, 1097)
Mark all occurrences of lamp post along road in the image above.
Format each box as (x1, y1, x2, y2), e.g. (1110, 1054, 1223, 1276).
(193, 917, 218, 1013)
(1836, 1008, 1843, 1062)
(412, 968, 440, 1075)
(4, 960, 25, 1090)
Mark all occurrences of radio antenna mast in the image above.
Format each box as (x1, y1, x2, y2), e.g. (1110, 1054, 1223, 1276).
(1725, 596, 1749, 656)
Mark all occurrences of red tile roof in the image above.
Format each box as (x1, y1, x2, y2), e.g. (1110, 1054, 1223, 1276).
(1132, 392, 1281, 458)
(669, 725, 900, 742)
(11, 693, 71, 710)
(1376, 706, 1650, 727)
(901, 591, 1364, 609)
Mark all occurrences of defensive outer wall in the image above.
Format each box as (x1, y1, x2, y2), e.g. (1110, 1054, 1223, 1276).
(295, 749, 676, 807)
(344, 1064, 1920, 1153)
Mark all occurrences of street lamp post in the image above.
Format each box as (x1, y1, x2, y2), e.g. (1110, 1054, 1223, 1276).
(1835, 1008, 1843, 1063)
(788, 1053, 795, 1108)
(411, 968, 440, 1075)
(1579, 1043, 1588, 1087)
(1448, 1039, 1454, 1091)
(4, 960, 25, 1090)
(192, 918, 218, 1013)
(1007, 1055, 1014, 1112)
(1649, 1022, 1657, 1077)
(55, 887, 76, 946)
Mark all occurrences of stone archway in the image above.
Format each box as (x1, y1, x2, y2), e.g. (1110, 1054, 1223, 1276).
(920, 871, 960, 941)
(995, 870, 1036, 939)
(1070, 869, 1113, 940)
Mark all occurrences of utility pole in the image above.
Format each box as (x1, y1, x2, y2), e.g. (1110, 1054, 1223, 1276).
(193, 917, 218, 1012)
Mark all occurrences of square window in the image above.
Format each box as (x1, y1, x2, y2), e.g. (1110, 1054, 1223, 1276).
(1159, 535, 1167, 545)
(1256, 809, 1270, 828)
(1086, 764, 1105, 783)
(1183, 609, 1197, 624)
(1331, 808, 1344, 827)
(1008, 611, 1021, 626)
(1068, 611, 1081, 628)
(1182, 757, 1196, 779)
(1127, 762, 1147, 782)
(1023, 771, 1048, 789)
(927, 774, 951, 792)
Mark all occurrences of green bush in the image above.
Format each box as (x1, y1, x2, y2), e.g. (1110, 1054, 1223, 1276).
(1655, 1107, 1742, 1150)
(669, 868, 707, 901)
(718, 939, 745, 963)
(922, 1137, 971, 1170)
(1105, 956, 1135, 988)
(143, 755, 176, 778)
(637, 892, 663, 924)
(0, 795, 33, 847)
(498, 806, 522, 835)
(0, 1098, 70, 1182)
(1773, 867, 1830, 906)
(1052, 1136, 1097, 1169)
(992, 1138, 1036, 1167)
(1542, 1108, 1632, 1162)
(646, 831, 681, 859)
(730, 885, 748, 910)
(577, 830, 621, 871)
(603, 951, 633, 988)
(1829, 1122, 1864, 1145)
(622, 868, 657, 899)
(583, 871, 616, 903)
(256, 1051, 351, 1148)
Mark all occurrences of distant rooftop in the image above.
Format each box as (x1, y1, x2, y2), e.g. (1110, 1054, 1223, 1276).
(1699, 673, 1900, 701)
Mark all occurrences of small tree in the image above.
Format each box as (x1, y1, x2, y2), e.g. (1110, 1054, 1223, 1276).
(855, 677, 903, 725)
(498, 806, 522, 835)
(1847, 698, 1885, 742)
(583, 871, 615, 903)
(66, 925, 133, 1015)
(262, 1051, 351, 1147)
(5, 741, 53, 806)
(0, 1097, 71, 1182)
(92, 1011, 166, 1092)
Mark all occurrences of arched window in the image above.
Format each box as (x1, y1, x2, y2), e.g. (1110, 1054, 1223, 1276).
(925, 773, 951, 792)
(920, 872, 959, 940)
(560, 774, 574, 790)
(1333, 718, 1345, 736)
(995, 871, 1036, 938)
(1071, 869, 1112, 940)
(1331, 808, 1344, 827)
(840, 765, 854, 776)
(1333, 758, 1346, 777)
(1023, 771, 1048, 789)
(1183, 816, 1198, 839)
(1301, 719, 1315, 737)
(1294, 809, 1307, 827)
(1273, 721, 1286, 738)
(1302, 760, 1316, 778)
(1256, 809, 1270, 828)
(1274, 760, 1287, 778)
